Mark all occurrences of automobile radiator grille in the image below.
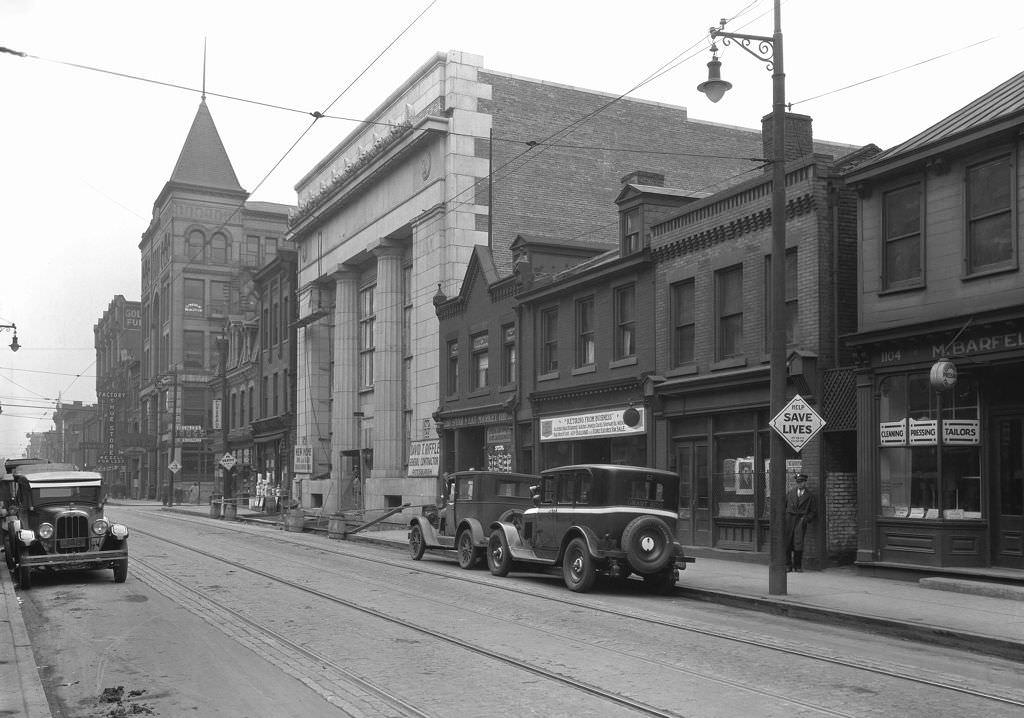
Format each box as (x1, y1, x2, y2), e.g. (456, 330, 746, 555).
(56, 515, 90, 553)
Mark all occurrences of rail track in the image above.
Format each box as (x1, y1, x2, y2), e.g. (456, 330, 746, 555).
(123, 508, 1024, 717)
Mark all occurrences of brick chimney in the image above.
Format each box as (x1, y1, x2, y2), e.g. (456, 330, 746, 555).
(620, 170, 665, 187)
(761, 112, 813, 170)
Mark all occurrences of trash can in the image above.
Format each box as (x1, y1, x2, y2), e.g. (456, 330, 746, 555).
(283, 508, 305, 532)
(209, 494, 223, 519)
(328, 513, 348, 540)
(223, 500, 238, 521)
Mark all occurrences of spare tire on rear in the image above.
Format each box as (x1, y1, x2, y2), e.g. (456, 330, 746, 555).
(621, 516, 674, 574)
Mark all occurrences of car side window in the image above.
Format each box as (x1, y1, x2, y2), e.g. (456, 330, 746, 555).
(457, 478, 474, 501)
(542, 475, 557, 504)
(557, 474, 575, 505)
(578, 476, 592, 505)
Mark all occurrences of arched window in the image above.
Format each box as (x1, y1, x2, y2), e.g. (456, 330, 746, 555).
(211, 232, 228, 263)
(187, 229, 205, 261)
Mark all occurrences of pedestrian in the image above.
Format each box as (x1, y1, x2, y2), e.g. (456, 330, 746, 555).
(784, 473, 817, 572)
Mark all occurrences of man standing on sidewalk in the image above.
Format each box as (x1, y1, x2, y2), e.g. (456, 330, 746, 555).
(785, 473, 817, 572)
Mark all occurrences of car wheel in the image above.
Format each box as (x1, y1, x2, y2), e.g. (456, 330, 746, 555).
(457, 530, 481, 569)
(643, 570, 676, 595)
(113, 558, 128, 583)
(621, 516, 673, 574)
(18, 561, 31, 590)
(486, 529, 512, 577)
(498, 509, 524, 532)
(409, 524, 426, 561)
(562, 537, 596, 593)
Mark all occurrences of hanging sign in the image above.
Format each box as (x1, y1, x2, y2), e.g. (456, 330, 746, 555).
(769, 394, 826, 453)
(908, 418, 937, 446)
(879, 419, 907, 446)
(942, 419, 980, 445)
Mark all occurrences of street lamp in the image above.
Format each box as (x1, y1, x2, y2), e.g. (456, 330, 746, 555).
(698, 0, 789, 595)
(1, 323, 20, 352)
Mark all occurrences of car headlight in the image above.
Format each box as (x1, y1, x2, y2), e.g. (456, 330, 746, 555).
(92, 518, 110, 535)
(18, 529, 36, 544)
(38, 522, 54, 539)
(110, 524, 128, 540)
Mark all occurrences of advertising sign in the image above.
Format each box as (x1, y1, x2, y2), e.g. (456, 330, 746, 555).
(943, 419, 980, 445)
(294, 445, 313, 474)
(879, 419, 907, 446)
(407, 439, 440, 477)
(908, 418, 938, 446)
(539, 407, 645, 442)
(769, 394, 826, 453)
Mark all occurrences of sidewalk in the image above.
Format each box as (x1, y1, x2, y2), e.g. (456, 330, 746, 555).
(0, 562, 51, 718)
(157, 500, 1024, 662)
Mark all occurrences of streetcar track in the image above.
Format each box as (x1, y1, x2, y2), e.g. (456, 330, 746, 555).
(126, 509, 1024, 711)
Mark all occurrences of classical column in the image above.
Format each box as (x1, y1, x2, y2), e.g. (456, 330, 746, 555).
(373, 244, 405, 478)
(330, 266, 360, 511)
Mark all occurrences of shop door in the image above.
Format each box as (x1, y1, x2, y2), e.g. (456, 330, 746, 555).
(676, 442, 710, 547)
(993, 416, 1024, 568)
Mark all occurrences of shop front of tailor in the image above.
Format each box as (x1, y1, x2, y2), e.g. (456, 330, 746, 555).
(851, 318, 1024, 576)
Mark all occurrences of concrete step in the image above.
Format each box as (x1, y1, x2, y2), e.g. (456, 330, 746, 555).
(919, 576, 1024, 601)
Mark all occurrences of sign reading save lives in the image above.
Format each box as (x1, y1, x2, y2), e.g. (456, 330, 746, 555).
(770, 394, 826, 453)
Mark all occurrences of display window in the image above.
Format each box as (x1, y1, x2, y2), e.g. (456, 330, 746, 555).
(877, 372, 981, 519)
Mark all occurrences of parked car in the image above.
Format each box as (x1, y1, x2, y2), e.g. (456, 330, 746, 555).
(4, 465, 128, 588)
(486, 464, 694, 593)
(408, 470, 538, 569)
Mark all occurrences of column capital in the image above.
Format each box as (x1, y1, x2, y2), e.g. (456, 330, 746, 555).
(371, 241, 406, 260)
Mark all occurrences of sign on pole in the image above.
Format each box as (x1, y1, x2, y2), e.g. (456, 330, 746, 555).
(219, 452, 237, 470)
(168, 460, 182, 474)
(769, 394, 826, 453)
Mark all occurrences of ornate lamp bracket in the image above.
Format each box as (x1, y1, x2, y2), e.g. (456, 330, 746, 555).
(710, 25, 775, 71)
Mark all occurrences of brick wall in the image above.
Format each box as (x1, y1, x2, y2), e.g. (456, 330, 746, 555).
(826, 470, 858, 562)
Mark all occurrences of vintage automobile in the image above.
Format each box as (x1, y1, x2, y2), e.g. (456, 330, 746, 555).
(408, 470, 538, 569)
(4, 464, 129, 589)
(486, 464, 694, 593)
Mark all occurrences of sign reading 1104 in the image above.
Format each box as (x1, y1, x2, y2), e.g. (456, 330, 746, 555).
(770, 394, 826, 453)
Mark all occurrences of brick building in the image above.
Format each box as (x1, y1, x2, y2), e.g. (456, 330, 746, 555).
(138, 98, 292, 503)
(289, 50, 853, 518)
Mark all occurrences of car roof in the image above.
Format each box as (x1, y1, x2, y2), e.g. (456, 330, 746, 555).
(18, 470, 102, 485)
(540, 464, 678, 478)
(13, 463, 79, 475)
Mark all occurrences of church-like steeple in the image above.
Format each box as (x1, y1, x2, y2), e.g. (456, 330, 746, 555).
(167, 99, 244, 192)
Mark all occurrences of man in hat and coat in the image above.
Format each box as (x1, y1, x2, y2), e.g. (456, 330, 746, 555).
(784, 473, 817, 572)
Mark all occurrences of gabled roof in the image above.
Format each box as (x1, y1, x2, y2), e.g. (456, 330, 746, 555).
(168, 99, 244, 191)
(846, 70, 1024, 181)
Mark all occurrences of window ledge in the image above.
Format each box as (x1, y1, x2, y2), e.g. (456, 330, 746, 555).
(609, 356, 638, 369)
(537, 371, 559, 382)
(467, 388, 490, 398)
(962, 263, 1018, 281)
(711, 357, 747, 371)
(571, 365, 596, 376)
(666, 364, 699, 378)
(878, 283, 925, 296)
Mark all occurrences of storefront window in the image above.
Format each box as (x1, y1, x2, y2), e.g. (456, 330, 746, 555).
(878, 372, 981, 519)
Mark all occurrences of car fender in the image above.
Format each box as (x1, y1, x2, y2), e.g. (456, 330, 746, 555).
(558, 524, 604, 562)
(488, 520, 526, 551)
(458, 517, 487, 545)
(409, 516, 441, 546)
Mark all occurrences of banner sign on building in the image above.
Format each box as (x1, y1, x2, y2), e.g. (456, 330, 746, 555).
(539, 407, 645, 442)
(407, 439, 440, 477)
(294, 444, 313, 474)
(878, 418, 980, 446)
(212, 399, 222, 431)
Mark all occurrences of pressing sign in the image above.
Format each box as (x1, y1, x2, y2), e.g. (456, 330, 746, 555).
(770, 394, 826, 453)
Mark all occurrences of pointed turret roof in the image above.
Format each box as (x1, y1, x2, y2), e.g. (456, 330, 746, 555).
(168, 99, 244, 191)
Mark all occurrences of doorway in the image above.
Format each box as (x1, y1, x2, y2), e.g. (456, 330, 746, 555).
(992, 415, 1024, 568)
(676, 441, 710, 547)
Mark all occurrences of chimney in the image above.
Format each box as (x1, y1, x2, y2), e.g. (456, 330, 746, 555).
(620, 170, 665, 187)
(761, 112, 813, 170)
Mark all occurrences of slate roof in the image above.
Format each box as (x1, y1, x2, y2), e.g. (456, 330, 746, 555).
(169, 99, 243, 191)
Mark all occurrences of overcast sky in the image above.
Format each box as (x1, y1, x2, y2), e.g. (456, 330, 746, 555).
(2, 0, 1022, 456)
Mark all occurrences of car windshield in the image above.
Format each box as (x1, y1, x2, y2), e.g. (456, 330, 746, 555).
(31, 485, 101, 504)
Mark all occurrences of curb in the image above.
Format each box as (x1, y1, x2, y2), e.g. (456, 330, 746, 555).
(0, 568, 53, 718)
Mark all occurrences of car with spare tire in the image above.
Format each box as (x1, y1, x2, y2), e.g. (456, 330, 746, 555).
(408, 470, 538, 569)
(486, 464, 693, 593)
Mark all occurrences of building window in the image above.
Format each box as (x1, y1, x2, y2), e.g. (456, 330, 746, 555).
(540, 307, 558, 373)
(764, 248, 799, 350)
(670, 279, 695, 367)
(230, 392, 237, 429)
(878, 372, 980, 518)
(446, 340, 459, 395)
(359, 285, 375, 388)
(183, 330, 204, 369)
(471, 333, 489, 390)
(272, 372, 279, 416)
(966, 154, 1015, 273)
(613, 284, 636, 360)
(186, 229, 205, 261)
(716, 265, 743, 359)
(261, 376, 269, 418)
(501, 324, 516, 386)
(575, 297, 595, 367)
(184, 278, 204, 315)
(242, 236, 259, 266)
(248, 386, 254, 425)
(210, 281, 229, 316)
(210, 232, 228, 263)
(882, 183, 923, 289)
(621, 208, 641, 255)
(272, 298, 280, 345)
